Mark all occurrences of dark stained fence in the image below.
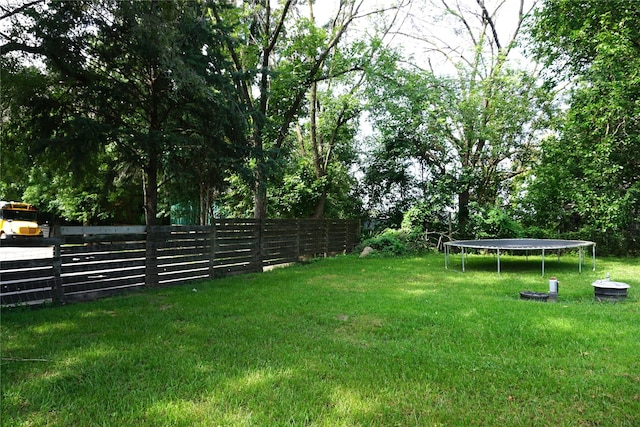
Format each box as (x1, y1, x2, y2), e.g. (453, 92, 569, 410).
(0, 219, 360, 306)
(262, 219, 300, 266)
(60, 226, 147, 302)
(147, 225, 213, 286)
(0, 239, 59, 306)
(214, 219, 262, 276)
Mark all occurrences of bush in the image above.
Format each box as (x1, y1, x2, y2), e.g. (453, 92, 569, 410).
(358, 228, 409, 256)
(467, 205, 524, 239)
(399, 202, 451, 251)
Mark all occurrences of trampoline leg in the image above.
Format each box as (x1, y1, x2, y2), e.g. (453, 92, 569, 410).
(579, 247, 583, 273)
(462, 247, 465, 272)
(542, 249, 545, 276)
(444, 245, 449, 269)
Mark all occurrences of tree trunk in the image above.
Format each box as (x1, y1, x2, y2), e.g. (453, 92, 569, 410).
(312, 192, 327, 218)
(253, 167, 267, 219)
(458, 188, 470, 232)
(144, 147, 158, 227)
(309, 69, 327, 218)
(199, 183, 205, 225)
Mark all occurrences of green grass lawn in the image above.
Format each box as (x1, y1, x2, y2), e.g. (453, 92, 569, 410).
(2, 252, 639, 426)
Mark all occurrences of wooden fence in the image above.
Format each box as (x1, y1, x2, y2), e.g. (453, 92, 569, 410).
(0, 219, 360, 306)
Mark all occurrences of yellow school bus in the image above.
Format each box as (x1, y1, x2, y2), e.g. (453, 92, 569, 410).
(0, 201, 43, 239)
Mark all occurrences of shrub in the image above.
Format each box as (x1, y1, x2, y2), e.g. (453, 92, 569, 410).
(359, 228, 409, 256)
(400, 202, 452, 251)
(467, 205, 524, 239)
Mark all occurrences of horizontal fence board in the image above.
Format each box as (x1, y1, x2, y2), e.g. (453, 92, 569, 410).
(157, 246, 211, 258)
(263, 246, 297, 255)
(213, 256, 255, 266)
(62, 266, 146, 285)
(61, 259, 145, 275)
(215, 248, 256, 258)
(0, 238, 61, 248)
(159, 264, 209, 277)
(215, 232, 259, 239)
(1, 276, 56, 294)
(1, 289, 53, 306)
(215, 236, 258, 245)
(215, 219, 259, 225)
(263, 255, 298, 264)
(156, 239, 211, 247)
(158, 240, 210, 248)
(159, 273, 209, 285)
(215, 226, 254, 231)
(62, 275, 145, 293)
(159, 260, 209, 272)
(61, 250, 146, 264)
(0, 257, 54, 270)
(61, 226, 147, 235)
(214, 253, 256, 263)
(263, 236, 297, 242)
(61, 241, 146, 254)
(262, 244, 298, 254)
(262, 252, 299, 265)
(263, 256, 298, 266)
(159, 256, 209, 269)
(62, 235, 146, 245)
(1, 267, 56, 284)
(263, 225, 297, 232)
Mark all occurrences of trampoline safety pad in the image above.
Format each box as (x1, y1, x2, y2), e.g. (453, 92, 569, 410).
(444, 238, 596, 276)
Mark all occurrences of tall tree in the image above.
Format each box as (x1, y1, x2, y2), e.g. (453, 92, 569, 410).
(364, 0, 550, 233)
(286, 1, 385, 218)
(525, 0, 640, 252)
(210, 0, 408, 219)
(1, 0, 247, 225)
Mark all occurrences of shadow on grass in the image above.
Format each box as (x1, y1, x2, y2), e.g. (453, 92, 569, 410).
(445, 252, 593, 275)
(2, 254, 639, 426)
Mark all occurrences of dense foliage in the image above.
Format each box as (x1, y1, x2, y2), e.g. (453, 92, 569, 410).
(524, 0, 640, 254)
(1, 0, 247, 225)
(1, 0, 638, 254)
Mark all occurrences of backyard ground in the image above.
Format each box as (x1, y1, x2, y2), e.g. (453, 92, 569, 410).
(1, 252, 639, 426)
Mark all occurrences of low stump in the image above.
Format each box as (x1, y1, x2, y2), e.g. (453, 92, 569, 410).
(592, 280, 630, 302)
(519, 291, 549, 302)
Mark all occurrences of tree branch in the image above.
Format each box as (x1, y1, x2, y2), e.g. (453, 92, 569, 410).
(476, 0, 501, 50)
(0, 0, 43, 21)
(0, 40, 42, 56)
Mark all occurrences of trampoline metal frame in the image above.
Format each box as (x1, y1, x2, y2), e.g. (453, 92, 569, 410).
(444, 239, 596, 276)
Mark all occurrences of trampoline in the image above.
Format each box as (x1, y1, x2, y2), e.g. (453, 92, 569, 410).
(444, 239, 596, 276)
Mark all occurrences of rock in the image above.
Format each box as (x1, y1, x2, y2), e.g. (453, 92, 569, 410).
(359, 246, 375, 258)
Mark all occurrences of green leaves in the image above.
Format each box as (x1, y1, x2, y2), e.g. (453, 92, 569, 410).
(522, 0, 640, 253)
(2, 0, 248, 224)
(363, 46, 551, 232)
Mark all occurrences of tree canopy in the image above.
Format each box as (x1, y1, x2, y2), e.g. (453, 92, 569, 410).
(524, 0, 640, 253)
(1, 0, 639, 254)
(2, 0, 247, 225)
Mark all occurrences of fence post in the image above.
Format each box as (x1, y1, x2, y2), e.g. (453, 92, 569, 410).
(254, 218, 264, 272)
(295, 219, 301, 260)
(209, 223, 216, 279)
(324, 219, 329, 257)
(51, 239, 66, 304)
(145, 226, 159, 287)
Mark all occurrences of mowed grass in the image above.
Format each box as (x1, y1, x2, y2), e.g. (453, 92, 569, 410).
(1, 252, 639, 426)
